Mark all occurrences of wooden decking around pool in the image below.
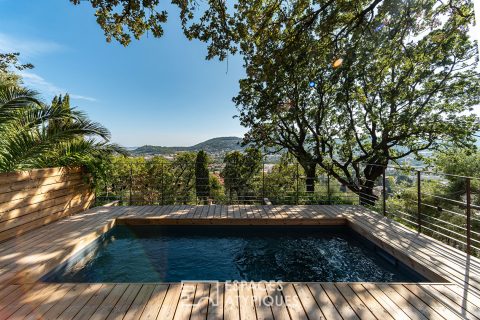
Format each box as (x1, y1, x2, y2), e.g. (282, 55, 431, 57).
(1, 204, 480, 319)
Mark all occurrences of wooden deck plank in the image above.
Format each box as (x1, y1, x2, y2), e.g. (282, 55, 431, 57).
(321, 283, 359, 320)
(293, 283, 324, 320)
(50, 284, 102, 319)
(265, 282, 290, 320)
(6, 283, 60, 319)
(376, 284, 428, 320)
(0, 285, 18, 302)
(306, 283, 342, 320)
(24, 283, 75, 320)
(403, 284, 464, 320)
(361, 283, 411, 320)
(105, 284, 142, 320)
(173, 283, 195, 320)
(251, 282, 273, 320)
(281, 283, 307, 320)
(90, 284, 129, 320)
(238, 282, 256, 320)
(346, 210, 477, 286)
(190, 283, 210, 320)
(350, 206, 480, 288)
(138, 284, 168, 320)
(156, 283, 182, 320)
(334, 283, 376, 320)
(0, 284, 47, 319)
(390, 284, 445, 320)
(0, 284, 35, 315)
(206, 283, 224, 320)
(123, 285, 156, 320)
(349, 283, 394, 320)
(429, 284, 480, 319)
(69, 284, 115, 320)
(224, 282, 240, 320)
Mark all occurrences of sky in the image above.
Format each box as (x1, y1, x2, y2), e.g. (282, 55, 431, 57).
(0, 1, 479, 147)
(0, 0, 246, 147)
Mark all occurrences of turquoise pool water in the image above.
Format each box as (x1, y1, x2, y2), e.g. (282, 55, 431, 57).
(44, 225, 426, 282)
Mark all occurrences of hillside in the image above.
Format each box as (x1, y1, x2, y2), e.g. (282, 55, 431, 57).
(131, 137, 244, 155)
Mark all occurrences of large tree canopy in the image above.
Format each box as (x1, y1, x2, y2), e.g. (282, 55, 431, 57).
(234, 0, 480, 203)
(74, 0, 480, 203)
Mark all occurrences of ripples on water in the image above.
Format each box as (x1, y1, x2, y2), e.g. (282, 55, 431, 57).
(49, 226, 423, 283)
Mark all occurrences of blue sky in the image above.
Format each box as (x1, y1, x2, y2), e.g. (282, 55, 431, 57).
(0, 0, 246, 147)
(1, 1, 480, 147)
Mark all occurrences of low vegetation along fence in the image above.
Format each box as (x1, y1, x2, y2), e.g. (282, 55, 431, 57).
(0, 167, 94, 242)
(95, 161, 479, 257)
(379, 166, 480, 257)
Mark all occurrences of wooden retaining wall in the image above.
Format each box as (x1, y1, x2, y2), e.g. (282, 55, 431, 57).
(0, 167, 94, 242)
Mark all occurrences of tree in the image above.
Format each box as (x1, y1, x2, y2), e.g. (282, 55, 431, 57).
(434, 148, 480, 205)
(171, 152, 196, 204)
(233, 0, 480, 204)
(221, 148, 262, 202)
(0, 54, 124, 174)
(195, 150, 210, 203)
(0, 52, 33, 86)
(0, 84, 116, 172)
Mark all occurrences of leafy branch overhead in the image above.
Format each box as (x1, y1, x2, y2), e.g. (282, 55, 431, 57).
(70, 0, 395, 59)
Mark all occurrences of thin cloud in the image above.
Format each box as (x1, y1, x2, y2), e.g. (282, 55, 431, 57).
(70, 94, 97, 102)
(0, 33, 65, 57)
(19, 71, 97, 102)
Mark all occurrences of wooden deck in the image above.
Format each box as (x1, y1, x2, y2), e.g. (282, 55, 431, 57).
(1, 204, 480, 319)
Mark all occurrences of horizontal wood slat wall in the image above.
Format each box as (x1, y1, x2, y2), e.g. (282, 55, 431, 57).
(0, 167, 94, 242)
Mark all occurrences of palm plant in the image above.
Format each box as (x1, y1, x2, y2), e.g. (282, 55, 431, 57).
(0, 84, 124, 173)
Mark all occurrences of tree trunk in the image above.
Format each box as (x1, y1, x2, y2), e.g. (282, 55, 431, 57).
(358, 164, 384, 206)
(302, 163, 316, 193)
(359, 181, 377, 206)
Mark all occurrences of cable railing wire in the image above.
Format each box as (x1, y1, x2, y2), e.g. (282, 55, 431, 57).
(95, 160, 480, 256)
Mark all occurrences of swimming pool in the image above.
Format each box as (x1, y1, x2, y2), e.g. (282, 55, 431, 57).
(43, 225, 427, 283)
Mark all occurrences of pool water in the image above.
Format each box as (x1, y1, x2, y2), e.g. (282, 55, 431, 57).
(44, 225, 426, 283)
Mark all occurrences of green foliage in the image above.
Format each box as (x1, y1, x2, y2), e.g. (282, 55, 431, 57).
(0, 56, 124, 184)
(230, 0, 479, 204)
(221, 148, 262, 202)
(209, 173, 224, 202)
(0, 52, 33, 87)
(195, 150, 210, 203)
(381, 161, 480, 255)
(70, 0, 168, 46)
(0, 85, 111, 172)
(434, 148, 480, 205)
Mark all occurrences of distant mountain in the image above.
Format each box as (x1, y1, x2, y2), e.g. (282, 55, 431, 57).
(131, 137, 244, 155)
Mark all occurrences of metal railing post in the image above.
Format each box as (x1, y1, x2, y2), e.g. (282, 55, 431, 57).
(262, 161, 265, 203)
(161, 162, 165, 206)
(296, 163, 299, 205)
(129, 164, 133, 205)
(417, 170, 422, 232)
(382, 167, 387, 216)
(327, 173, 331, 204)
(466, 177, 472, 255)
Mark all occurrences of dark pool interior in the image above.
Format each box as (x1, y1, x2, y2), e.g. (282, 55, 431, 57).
(43, 225, 428, 283)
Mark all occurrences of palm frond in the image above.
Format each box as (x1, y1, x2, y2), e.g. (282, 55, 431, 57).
(0, 85, 41, 120)
(0, 84, 116, 173)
